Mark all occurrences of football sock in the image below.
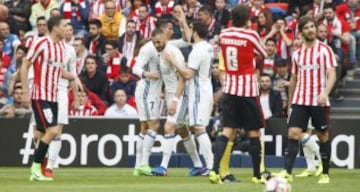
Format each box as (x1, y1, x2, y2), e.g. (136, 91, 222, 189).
(34, 140, 49, 164)
(135, 134, 144, 169)
(308, 135, 321, 163)
(195, 132, 214, 170)
(220, 141, 233, 177)
(320, 140, 331, 174)
(141, 129, 157, 165)
(285, 139, 299, 174)
(249, 137, 261, 178)
(302, 144, 316, 171)
(160, 134, 177, 169)
(182, 134, 202, 168)
(212, 135, 229, 174)
(302, 133, 317, 171)
(46, 136, 62, 170)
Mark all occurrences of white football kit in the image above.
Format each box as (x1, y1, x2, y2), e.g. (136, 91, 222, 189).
(187, 41, 214, 127)
(133, 41, 163, 121)
(159, 44, 187, 125)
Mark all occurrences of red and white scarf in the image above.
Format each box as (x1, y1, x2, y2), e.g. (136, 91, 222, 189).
(136, 15, 157, 39)
(0, 68, 7, 88)
(122, 34, 137, 59)
(63, 0, 86, 22)
(107, 51, 122, 80)
(155, 0, 175, 15)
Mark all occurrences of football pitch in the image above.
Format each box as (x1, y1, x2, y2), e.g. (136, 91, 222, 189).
(0, 168, 359, 192)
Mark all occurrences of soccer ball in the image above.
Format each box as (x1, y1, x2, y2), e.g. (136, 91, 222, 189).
(264, 176, 291, 192)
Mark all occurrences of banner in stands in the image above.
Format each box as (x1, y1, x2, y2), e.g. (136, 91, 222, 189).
(0, 118, 359, 169)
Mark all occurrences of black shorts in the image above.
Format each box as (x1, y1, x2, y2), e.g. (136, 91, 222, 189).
(31, 100, 58, 133)
(288, 104, 330, 132)
(221, 94, 264, 131)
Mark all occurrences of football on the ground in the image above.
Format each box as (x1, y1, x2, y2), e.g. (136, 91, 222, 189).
(264, 176, 291, 192)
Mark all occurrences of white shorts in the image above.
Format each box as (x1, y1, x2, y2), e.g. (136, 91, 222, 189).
(57, 88, 69, 125)
(188, 96, 213, 127)
(135, 82, 161, 121)
(166, 93, 188, 125)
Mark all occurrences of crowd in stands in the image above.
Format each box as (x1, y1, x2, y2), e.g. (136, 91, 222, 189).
(0, 0, 358, 120)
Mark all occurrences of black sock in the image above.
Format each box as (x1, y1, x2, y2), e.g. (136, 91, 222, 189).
(285, 139, 299, 174)
(33, 140, 49, 163)
(249, 138, 261, 178)
(212, 135, 229, 174)
(320, 140, 331, 175)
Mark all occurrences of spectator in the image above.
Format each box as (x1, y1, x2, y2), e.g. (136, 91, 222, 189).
(183, 0, 202, 20)
(0, 40, 11, 69)
(0, 22, 21, 60)
(256, 9, 273, 39)
(154, 0, 175, 18)
(60, 0, 90, 37)
(50, 7, 62, 17)
(64, 23, 75, 45)
(0, 58, 7, 96)
(257, 38, 279, 77)
(198, 5, 221, 40)
(214, 0, 230, 28)
(126, 0, 144, 18)
(263, 16, 293, 60)
(104, 89, 138, 117)
(0, 83, 31, 118)
(5, 57, 23, 98)
(100, 0, 127, 40)
(86, 19, 107, 68)
(89, 0, 125, 19)
(259, 73, 282, 119)
(250, 0, 267, 18)
(272, 59, 290, 115)
(4, 0, 32, 34)
(29, 0, 59, 29)
(134, 3, 157, 39)
(118, 19, 143, 60)
(69, 87, 99, 116)
(80, 55, 109, 105)
(103, 40, 127, 83)
(7, 45, 27, 74)
(73, 37, 89, 75)
(25, 16, 48, 48)
(111, 65, 136, 104)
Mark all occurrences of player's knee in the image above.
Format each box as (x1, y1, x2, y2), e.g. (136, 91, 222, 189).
(316, 131, 329, 143)
(288, 127, 302, 140)
(247, 129, 261, 138)
(222, 127, 236, 140)
(140, 122, 149, 134)
(192, 126, 205, 135)
(148, 120, 160, 131)
(176, 127, 189, 138)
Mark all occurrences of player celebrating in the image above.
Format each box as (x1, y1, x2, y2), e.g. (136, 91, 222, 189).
(277, 16, 336, 184)
(209, 4, 267, 184)
(166, 21, 215, 175)
(20, 16, 78, 181)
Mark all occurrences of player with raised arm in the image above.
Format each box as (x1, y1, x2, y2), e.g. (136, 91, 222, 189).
(276, 16, 336, 184)
(20, 16, 78, 182)
(208, 4, 268, 184)
(166, 21, 215, 176)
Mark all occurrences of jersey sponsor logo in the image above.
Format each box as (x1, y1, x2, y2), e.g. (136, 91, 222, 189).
(221, 38, 248, 47)
(299, 64, 320, 70)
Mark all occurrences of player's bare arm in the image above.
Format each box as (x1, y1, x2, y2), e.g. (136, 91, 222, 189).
(318, 67, 336, 106)
(163, 51, 194, 80)
(20, 58, 32, 108)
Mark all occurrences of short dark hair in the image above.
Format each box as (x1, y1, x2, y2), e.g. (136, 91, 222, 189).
(85, 55, 98, 64)
(126, 19, 136, 26)
(191, 21, 207, 39)
(88, 19, 102, 28)
(36, 16, 46, 23)
(151, 28, 164, 38)
(105, 40, 118, 49)
(298, 16, 317, 33)
(156, 18, 172, 29)
(275, 58, 288, 67)
(119, 65, 132, 74)
(265, 38, 276, 45)
(16, 45, 28, 54)
(139, 3, 148, 11)
(47, 15, 64, 32)
(74, 37, 86, 45)
(260, 73, 272, 79)
(323, 3, 335, 11)
(231, 4, 251, 27)
(199, 4, 213, 15)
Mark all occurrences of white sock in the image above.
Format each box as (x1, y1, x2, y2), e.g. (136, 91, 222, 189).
(302, 133, 317, 171)
(160, 134, 176, 169)
(182, 134, 202, 168)
(141, 129, 157, 166)
(196, 132, 214, 170)
(135, 134, 144, 169)
(46, 136, 62, 170)
(308, 135, 321, 162)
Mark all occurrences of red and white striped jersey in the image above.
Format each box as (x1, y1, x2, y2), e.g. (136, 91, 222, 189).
(219, 27, 267, 97)
(69, 103, 98, 116)
(25, 36, 65, 102)
(291, 40, 337, 106)
(25, 34, 43, 48)
(134, 15, 157, 39)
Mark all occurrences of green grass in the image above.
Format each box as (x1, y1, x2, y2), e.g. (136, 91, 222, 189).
(0, 168, 359, 192)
